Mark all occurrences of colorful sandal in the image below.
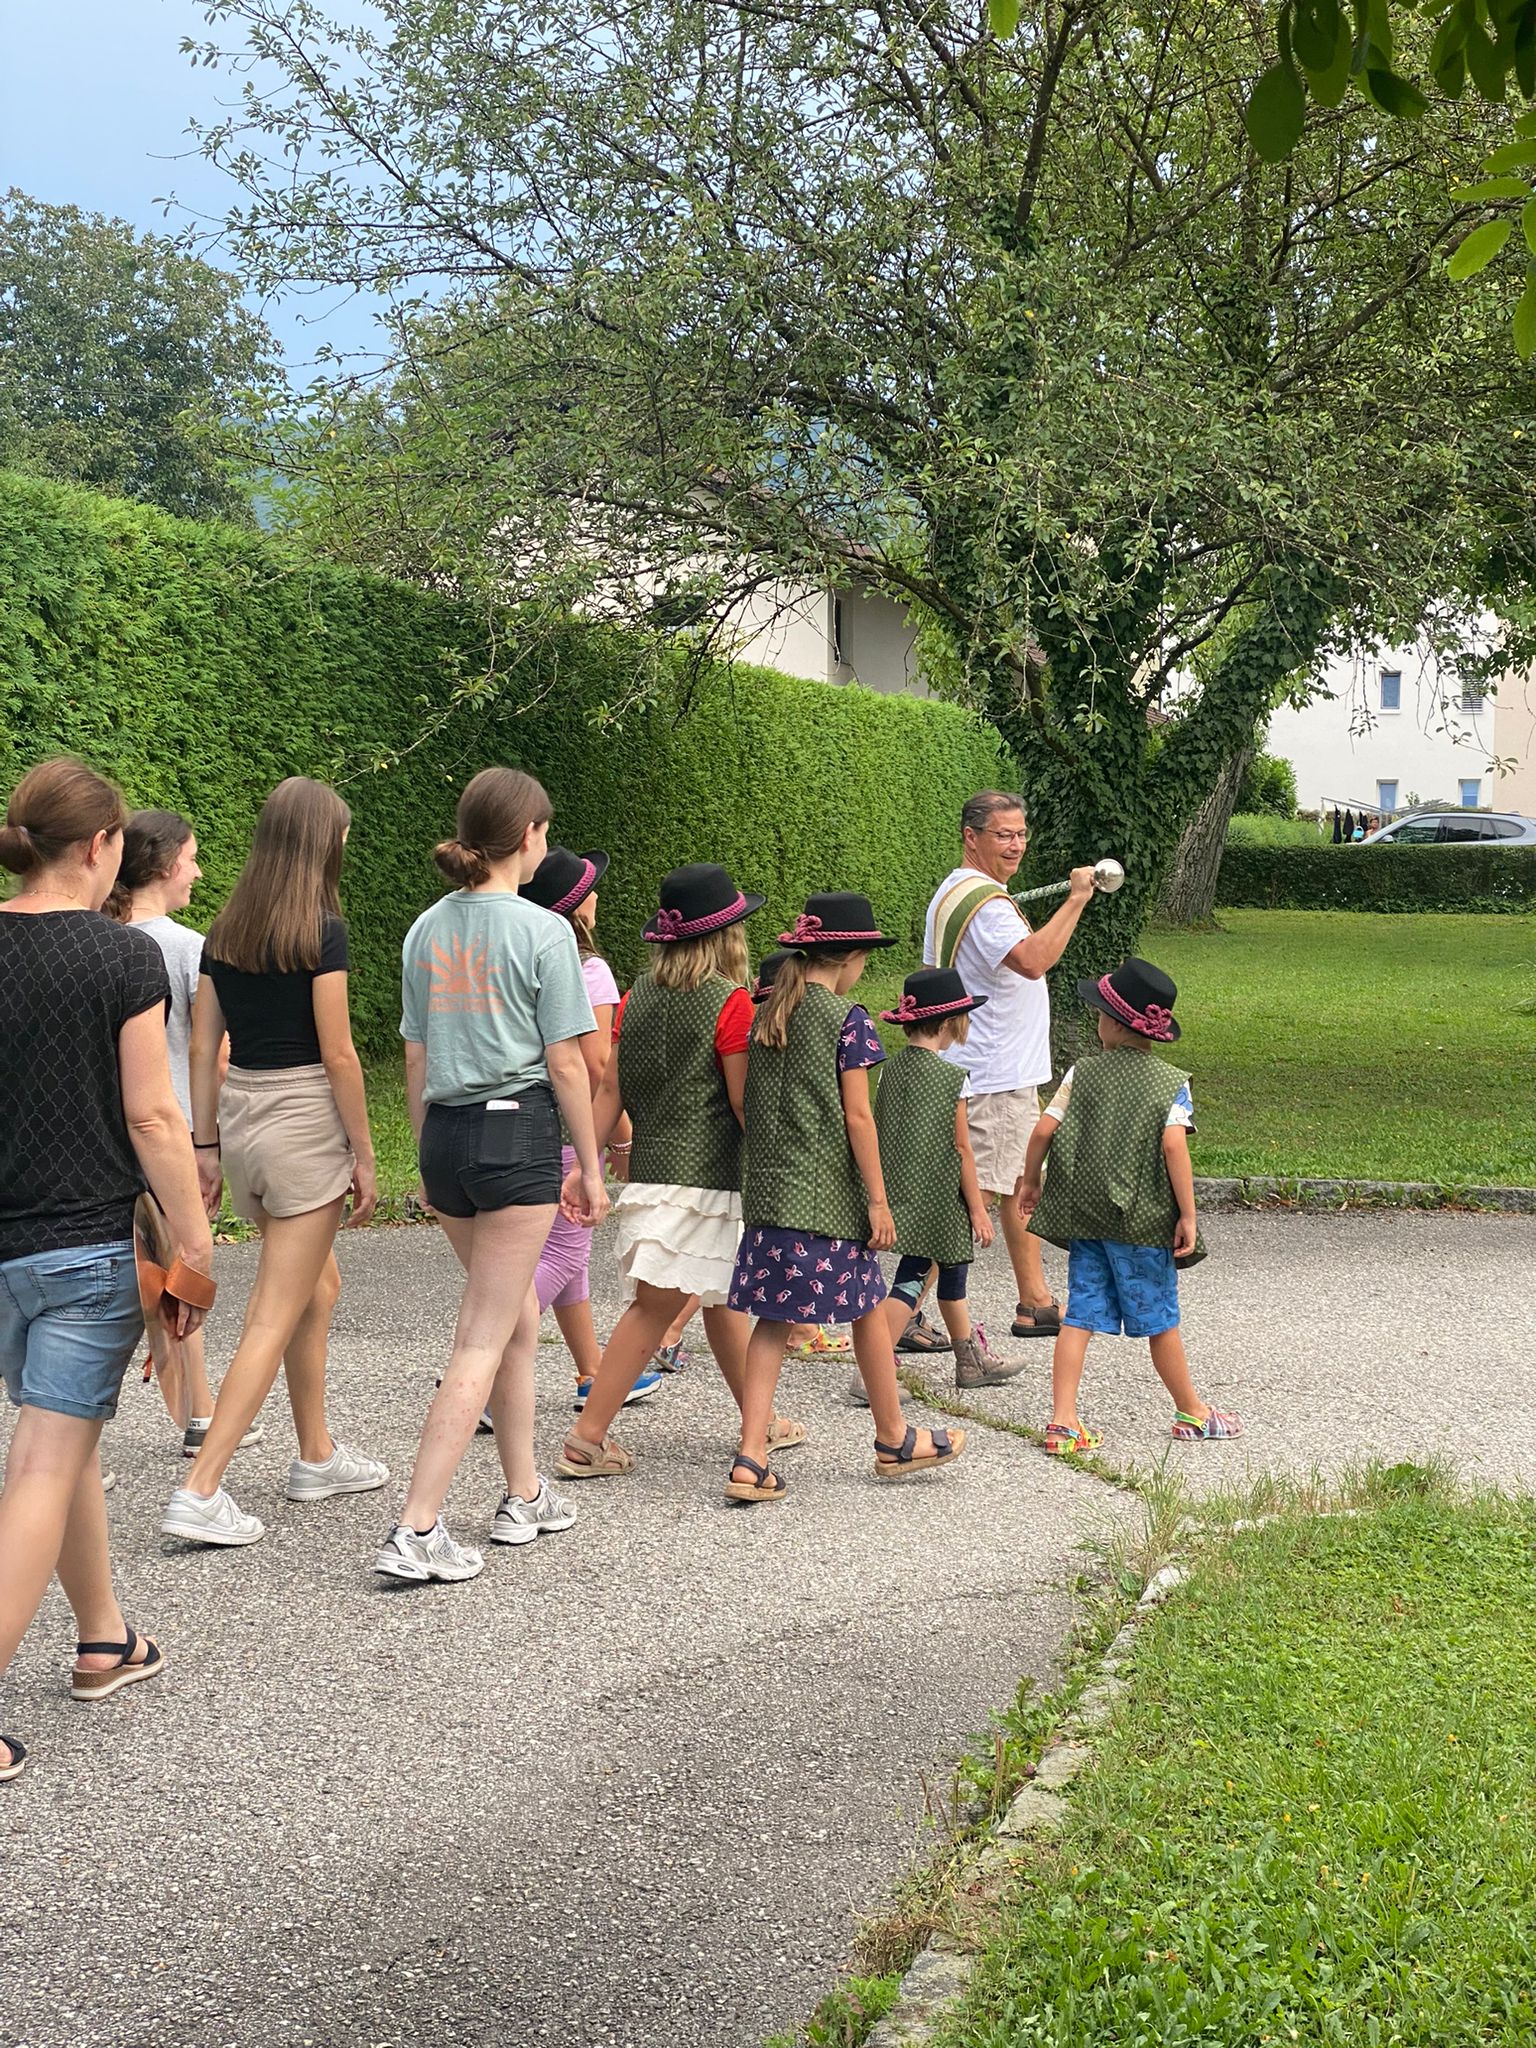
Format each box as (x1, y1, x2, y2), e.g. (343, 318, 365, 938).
(874, 1424, 966, 1479)
(1171, 1409, 1244, 1442)
(787, 1325, 852, 1357)
(554, 1433, 636, 1480)
(71, 1624, 165, 1702)
(1043, 1422, 1103, 1456)
(767, 1415, 808, 1453)
(724, 1455, 787, 1504)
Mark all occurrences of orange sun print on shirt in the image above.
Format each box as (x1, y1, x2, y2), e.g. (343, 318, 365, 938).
(425, 934, 499, 1012)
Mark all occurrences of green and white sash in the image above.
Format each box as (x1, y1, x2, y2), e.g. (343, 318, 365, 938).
(932, 873, 1027, 970)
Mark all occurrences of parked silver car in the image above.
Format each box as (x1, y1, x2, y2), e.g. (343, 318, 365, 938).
(1359, 810, 1536, 846)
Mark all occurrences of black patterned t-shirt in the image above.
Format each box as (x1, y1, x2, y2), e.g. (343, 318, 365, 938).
(0, 911, 171, 1260)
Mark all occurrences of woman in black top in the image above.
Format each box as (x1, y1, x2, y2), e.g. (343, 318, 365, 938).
(161, 777, 387, 1551)
(0, 757, 213, 1785)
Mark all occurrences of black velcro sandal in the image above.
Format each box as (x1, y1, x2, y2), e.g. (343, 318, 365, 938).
(0, 1735, 25, 1783)
(724, 1455, 788, 1504)
(874, 1423, 968, 1480)
(71, 1624, 165, 1703)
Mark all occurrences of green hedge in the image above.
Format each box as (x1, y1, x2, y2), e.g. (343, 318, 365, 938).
(1216, 842, 1536, 913)
(0, 472, 1011, 1047)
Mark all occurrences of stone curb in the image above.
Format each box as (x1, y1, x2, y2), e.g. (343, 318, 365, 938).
(1195, 1175, 1536, 1213)
(862, 1567, 1189, 2048)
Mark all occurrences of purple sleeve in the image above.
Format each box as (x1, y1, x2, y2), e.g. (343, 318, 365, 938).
(837, 1004, 886, 1073)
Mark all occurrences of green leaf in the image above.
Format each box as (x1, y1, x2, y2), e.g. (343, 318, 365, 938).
(1436, 47, 1469, 97)
(1516, 111, 1536, 136)
(1447, 217, 1513, 277)
(1363, 66, 1432, 115)
(1364, 0, 1394, 63)
(1308, 14, 1357, 102)
(1465, 20, 1510, 100)
(1452, 175, 1531, 198)
(987, 0, 1021, 37)
(1516, 15, 1536, 96)
(1515, 274, 1536, 362)
(1484, 139, 1536, 170)
(1293, 0, 1341, 72)
(1524, 197, 1536, 255)
(1429, 0, 1471, 70)
(1245, 62, 1307, 160)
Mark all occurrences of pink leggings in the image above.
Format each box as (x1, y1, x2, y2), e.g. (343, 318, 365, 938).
(534, 1147, 593, 1312)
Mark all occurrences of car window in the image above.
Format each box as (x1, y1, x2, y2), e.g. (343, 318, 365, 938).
(1389, 820, 1440, 843)
(1488, 817, 1525, 840)
(1438, 818, 1490, 843)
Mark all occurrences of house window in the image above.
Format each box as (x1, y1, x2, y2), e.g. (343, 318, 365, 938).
(1461, 687, 1487, 715)
(1459, 778, 1482, 809)
(1376, 780, 1399, 815)
(1379, 670, 1402, 712)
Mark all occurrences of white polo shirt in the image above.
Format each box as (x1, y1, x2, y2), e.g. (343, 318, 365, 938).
(922, 865, 1052, 1093)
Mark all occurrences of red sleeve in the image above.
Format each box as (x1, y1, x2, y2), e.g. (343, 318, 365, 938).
(612, 989, 629, 1039)
(713, 985, 754, 1058)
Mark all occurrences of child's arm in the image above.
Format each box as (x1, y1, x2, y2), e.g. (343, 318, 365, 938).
(1163, 1124, 1198, 1258)
(1014, 1114, 1057, 1219)
(840, 1065, 895, 1250)
(956, 1100, 993, 1249)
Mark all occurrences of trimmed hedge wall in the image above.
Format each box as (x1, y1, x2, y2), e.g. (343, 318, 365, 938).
(0, 472, 1011, 1048)
(1217, 843, 1536, 913)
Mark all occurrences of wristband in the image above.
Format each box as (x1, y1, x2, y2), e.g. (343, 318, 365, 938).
(194, 1141, 221, 1152)
(608, 1142, 633, 1154)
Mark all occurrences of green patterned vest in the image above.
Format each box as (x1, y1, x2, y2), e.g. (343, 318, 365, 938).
(1027, 1047, 1207, 1265)
(618, 973, 744, 1192)
(874, 1044, 973, 1267)
(743, 982, 870, 1242)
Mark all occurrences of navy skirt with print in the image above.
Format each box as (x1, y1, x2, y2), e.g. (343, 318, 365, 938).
(727, 1225, 888, 1323)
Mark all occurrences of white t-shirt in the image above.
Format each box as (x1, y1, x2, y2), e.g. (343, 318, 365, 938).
(923, 866, 1051, 1093)
(134, 915, 204, 1124)
(1044, 1069, 1194, 1128)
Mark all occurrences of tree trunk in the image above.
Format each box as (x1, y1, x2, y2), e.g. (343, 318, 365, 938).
(1155, 744, 1254, 926)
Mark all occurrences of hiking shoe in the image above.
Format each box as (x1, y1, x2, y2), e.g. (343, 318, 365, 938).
(847, 1374, 913, 1409)
(954, 1327, 1027, 1390)
(374, 1518, 484, 1583)
(182, 1415, 265, 1458)
(651, 1342, 689, 1373)
(573, 1368, 663, 1411)
(161, 1485, 265, 1547)
(490, 1477, 577, 1546)
(286, 1442, 389, 1502)
(897, 1309, 953, 1354)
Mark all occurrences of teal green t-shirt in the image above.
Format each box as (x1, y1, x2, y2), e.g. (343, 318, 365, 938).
(400, 892, 597, 1106)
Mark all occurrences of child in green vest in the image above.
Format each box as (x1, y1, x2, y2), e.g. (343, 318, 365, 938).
(872, 968, 1025, 1393)
(1016, 958, 1243, 1455)
(727, 893, 968, 1501)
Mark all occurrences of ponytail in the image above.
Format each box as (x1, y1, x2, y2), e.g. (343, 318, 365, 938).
(2, 757, 126, 876)
(752, 952, 811, 1049)
(433, 838, 492, 888)
(104, 808, 194, 922)
(434, 766, 552, 890)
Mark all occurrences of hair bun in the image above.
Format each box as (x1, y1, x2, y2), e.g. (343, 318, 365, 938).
(0, 822, 37, 874)
(433, 836, 492, 888)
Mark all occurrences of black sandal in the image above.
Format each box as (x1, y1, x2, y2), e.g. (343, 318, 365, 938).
(724, 1454, 788, 1504)
(1011, 1300, 1062, 1339)
(71, 1624, 165, 1703)
(0, 1734, 25, 1783)
(874, 1423, 967, 1480)
(897, 1310, 954, 1355)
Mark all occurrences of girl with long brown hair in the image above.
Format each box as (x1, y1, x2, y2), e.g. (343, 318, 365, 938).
(1, 758, 212, 1783)
(161, 777, 387, 1549)
(375, 768, 608, 1585)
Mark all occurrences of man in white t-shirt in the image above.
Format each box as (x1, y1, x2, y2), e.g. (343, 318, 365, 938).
(923, 791, 1097, 1338)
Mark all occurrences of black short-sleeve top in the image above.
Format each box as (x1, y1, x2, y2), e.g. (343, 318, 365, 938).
(0, 911, 172, 1261)
(202, 914, 349, 1070)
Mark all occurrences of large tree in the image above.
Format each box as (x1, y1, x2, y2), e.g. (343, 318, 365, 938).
(0, 191, 275, 521)
(188, 0, 1536, 976)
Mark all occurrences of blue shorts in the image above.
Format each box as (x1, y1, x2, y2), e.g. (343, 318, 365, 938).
(0, 1240, 144, 1422)
(1064, 1239, 1179, 1339)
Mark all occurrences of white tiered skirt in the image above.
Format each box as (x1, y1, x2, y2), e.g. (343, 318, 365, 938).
(613, 1182, 744, 1307)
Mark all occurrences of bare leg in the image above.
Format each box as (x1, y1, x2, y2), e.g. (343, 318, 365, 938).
(997, 1193, 1053, 1311)
(56, 1456, 155, 1674)
(934, 1295, 974, 1345)
(1148, 1328, 1206, 1419)
(181, 1324, 215, 1421)
(183, 1199, 346, 1498)
(1050, 1325, 1092, 1431)
(849, 1308, 908, 1447)
(554, 1299, 603, 1384)
(0, 1409, 102, 1680)
(398, 1203, 556, 1531)
(488, 1285, 542, 1502)
(881, 1292, 913, 1354)
(701, 1303, 750, 1409)
(660, 1297, 699, 1350)
(569, 1281, 688, 1449)
(733, 1319, 790, 1474)
(281, 1251, 342, 1464)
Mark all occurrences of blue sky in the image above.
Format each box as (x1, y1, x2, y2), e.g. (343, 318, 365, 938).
(2, 0, 387, 371)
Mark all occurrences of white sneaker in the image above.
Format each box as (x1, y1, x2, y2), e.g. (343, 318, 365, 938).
(161, 1485, 265, 1547)
(490, 1476, 576, 1547)
(101, 1469, 117, 1495)
(286, 1442, 389, 1502)
(374, 1518, 484, 1583)
(182, 1415, 265, 1458)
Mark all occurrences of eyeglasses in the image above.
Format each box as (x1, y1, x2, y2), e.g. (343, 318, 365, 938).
(985, 829, 1028, 846)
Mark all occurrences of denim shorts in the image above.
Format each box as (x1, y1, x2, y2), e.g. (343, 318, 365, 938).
(419, 1086, 562, 1216)
(1064, 1239, 1180, 1340)
(0, 1240, 145, 1422)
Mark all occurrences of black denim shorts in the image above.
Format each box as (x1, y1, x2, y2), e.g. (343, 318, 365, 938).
(419, 1085, 562, 1215)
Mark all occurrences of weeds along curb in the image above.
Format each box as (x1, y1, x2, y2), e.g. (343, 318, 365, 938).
(860, 1564, 1190, 2048)
(1195, 1174, 1536, 1213)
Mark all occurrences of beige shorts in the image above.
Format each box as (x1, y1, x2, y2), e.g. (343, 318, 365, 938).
(966, 1085, 1041, 1196)
(220, 1064, 354, 1222)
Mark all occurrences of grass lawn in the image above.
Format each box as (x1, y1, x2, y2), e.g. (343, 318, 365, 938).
(936, 1480, 1536, 2048)
(358, 909, 1536, 1205)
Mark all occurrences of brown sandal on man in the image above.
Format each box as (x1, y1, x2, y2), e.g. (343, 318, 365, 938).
(874, 1424, 967, 1479)
(70, 1624, 165, 1702)
(767, 1415, 808, 1454)
(1010, 1299, 1062, 1339)
(724, 1455, 787, 1504)
(555, 1433, 636, 1480)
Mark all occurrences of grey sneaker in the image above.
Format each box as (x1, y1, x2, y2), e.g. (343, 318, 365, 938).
(374, 1518, 484, 1583)
(182, 1415, 265, 1458)
(161, 1484, 265, 1547)
(847, 1374, 913, 1409)
(954, 1327, 1027, 1389)
(490, 1476, 576, 1547)
(287, 1442, 389, 1502)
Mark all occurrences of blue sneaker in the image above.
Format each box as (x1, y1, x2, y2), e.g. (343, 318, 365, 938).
(574, 1369, 664, 1411)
